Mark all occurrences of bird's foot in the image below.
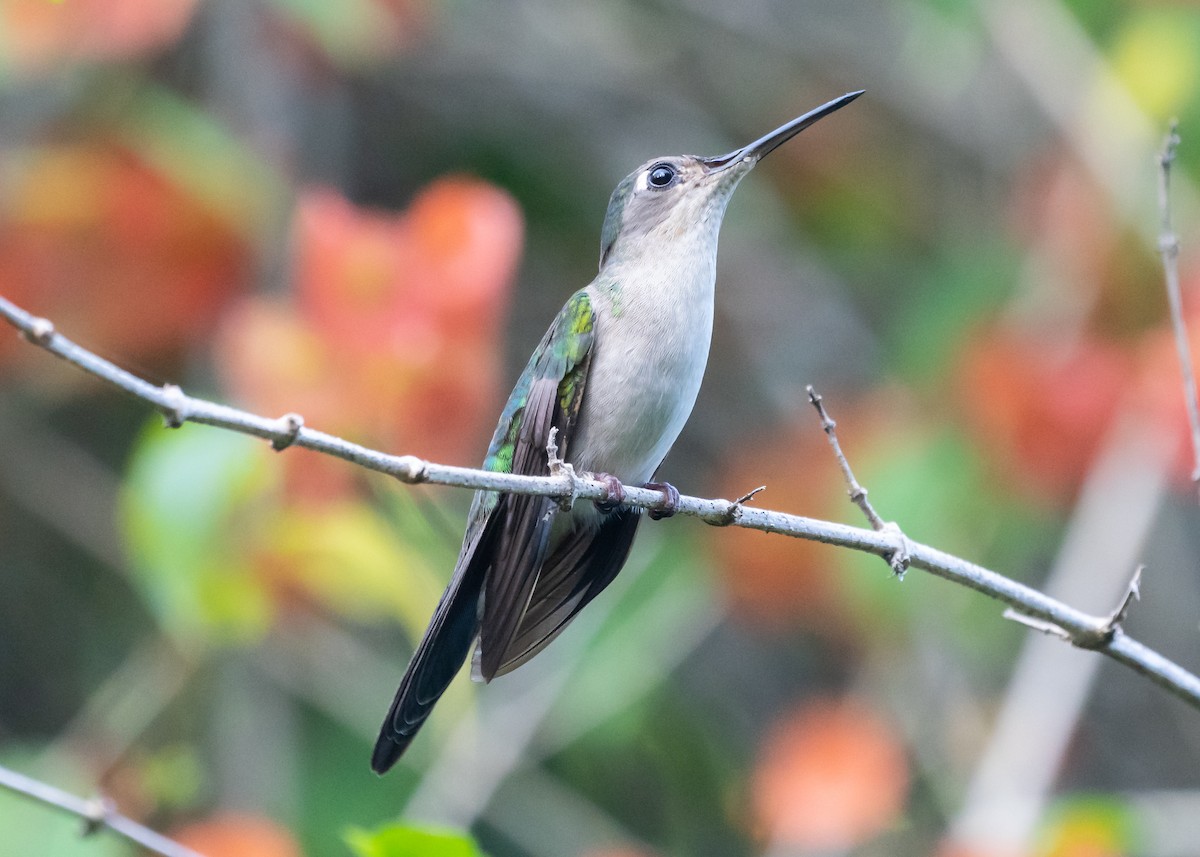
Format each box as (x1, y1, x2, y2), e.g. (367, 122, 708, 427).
(593, 472, 626, 513)
(643, 481, 681, 520)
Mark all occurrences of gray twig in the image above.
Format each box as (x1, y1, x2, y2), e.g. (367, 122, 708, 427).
(806, 385, 911, 576)
(1003, 564, 1145, 650)
(3, 295, 1200, 714)
(706, 485, 766, 527)
(1157, 124, 1200, 496)
(545, 426, 579, 511)
(1106, 563, 1143, 631)
(0, 763, 202, 857)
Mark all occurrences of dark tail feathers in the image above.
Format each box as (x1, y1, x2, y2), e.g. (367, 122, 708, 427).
(371, 556, 487, 773)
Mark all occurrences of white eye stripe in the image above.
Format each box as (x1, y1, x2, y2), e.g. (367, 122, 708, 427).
(634, 162, 681, 194)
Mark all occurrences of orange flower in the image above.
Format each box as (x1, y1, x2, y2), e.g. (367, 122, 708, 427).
(750, 696, 909, 851)
(219, 177, 523, 483)
(0, 143, 250, 373)
(172, 812, 301, 857)
(956, 330, 1133, 503)
(0, 0, 198, 77)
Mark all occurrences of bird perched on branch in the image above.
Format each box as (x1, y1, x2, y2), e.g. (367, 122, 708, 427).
(372, 90, 863, 772)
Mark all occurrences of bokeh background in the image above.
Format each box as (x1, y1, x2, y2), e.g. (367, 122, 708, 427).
(2, 1, 1200, 855)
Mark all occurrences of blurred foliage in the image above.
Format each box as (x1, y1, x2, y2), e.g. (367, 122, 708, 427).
(2, 1, 1200, 857)
(1037, 795, 1139, 857)
(346, 823, 489, 857)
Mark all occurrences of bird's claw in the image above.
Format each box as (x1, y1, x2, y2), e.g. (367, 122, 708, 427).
(644, 481, 681, 520)
(593, 473, 626, 512)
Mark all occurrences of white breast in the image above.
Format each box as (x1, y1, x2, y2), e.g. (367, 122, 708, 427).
(568, 235, 717, 484)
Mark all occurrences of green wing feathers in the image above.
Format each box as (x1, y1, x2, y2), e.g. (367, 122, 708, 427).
(475, 290, 597, 680)
(483, 290, 595, 476)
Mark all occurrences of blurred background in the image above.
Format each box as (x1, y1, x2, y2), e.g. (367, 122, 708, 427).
(1, 0, 1200, 855)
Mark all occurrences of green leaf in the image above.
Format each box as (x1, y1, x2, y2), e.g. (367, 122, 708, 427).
(268, 500, 445, 630)
(1039, 794, 1140, 856)
(345, 823, 489, 857)
(119, 421, 275, 645)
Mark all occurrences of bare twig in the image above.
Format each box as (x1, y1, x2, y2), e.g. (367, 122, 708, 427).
(1157, 124, 1200, 495)
(0, 763, 202, 857)
(807, 385, 911, 576)
(1003, 564, 1145, 649)
(806, 385, 883, 528)
(3, 295, 1200, 714)
(545, 426, 579, 511)
(1002, 610, 1073, 641)
(705, 485, 766, 527)
(1107, 563, 1144, 630)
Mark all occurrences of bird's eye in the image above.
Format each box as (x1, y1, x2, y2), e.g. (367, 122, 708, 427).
(647, 163, 677, 189)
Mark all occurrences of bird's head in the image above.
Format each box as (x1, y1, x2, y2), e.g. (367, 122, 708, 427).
(598, 90, 863, 269)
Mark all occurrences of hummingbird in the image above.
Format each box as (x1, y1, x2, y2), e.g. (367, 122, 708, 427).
(372, 90, 863, 773)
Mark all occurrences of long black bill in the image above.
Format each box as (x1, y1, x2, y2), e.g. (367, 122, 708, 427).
(703, 89, 864, 170)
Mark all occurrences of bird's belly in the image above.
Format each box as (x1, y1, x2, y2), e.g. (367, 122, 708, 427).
(568, 328, 709, 485)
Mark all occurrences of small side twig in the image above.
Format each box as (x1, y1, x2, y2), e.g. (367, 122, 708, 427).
(1004, 565, 1144, 650)
(1106, 564, 1143, 631)
(545, 426, 579, 511)
(1001, 609, 1072, 641)
(1157, 123, 1200, 496)
(707, 485, 766, 527)
(807, 385, 883, 529)
(0, 764, 202, 857)
(807, 385, 911, 576)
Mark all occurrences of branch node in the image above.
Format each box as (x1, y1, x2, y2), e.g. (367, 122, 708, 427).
(159, 384, 189, 429)
(808, 385, 910, 577)
(545, 426, 579, 511)
(80, 795, 115, 837)
(393, 455, 428, 484)
(807, 385, 836, 433)
(270, 412, 305, 451)
(22, 316, 56, 345)
(879, 520, 912, 578)
(1003, 569, 1143, 650)
(707, 485, 766, 527)
(1160, 120, 1180, 170)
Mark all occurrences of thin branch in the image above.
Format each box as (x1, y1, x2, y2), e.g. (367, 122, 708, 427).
(1157, 123, 1200, 495)
(1002, 609, 1072, 641)
(3, 295, 1200, 715)
(807, 385, 911, 576)
(0, 763, 202, 857)
(1107, 563, 1143, 631)
(1004, 564, 1145, 649)
(807, 385, 884, 528)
